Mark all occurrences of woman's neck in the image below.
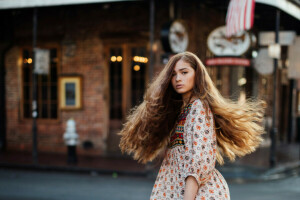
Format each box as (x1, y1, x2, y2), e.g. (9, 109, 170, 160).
(182, 94, 197, 107)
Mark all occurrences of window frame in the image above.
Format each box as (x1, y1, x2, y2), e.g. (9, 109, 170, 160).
(105, 42, 149, 121)
(19, 45, 60, 123)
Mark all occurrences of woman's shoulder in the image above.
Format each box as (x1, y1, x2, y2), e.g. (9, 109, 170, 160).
(186, 98, 202, 117)
(189, 98, 211, 116)
(190, 98, 204, 110)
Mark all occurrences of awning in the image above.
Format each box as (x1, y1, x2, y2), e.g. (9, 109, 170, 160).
(256, 0, 300, 20)
(0, 0, 136, 10)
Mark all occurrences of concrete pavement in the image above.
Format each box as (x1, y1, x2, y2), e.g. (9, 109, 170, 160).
(0, 169, 152, 200)
(0, 142, 299, 183)
(0, 168, 300, 200)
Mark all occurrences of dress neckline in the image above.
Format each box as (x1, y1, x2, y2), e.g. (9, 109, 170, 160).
(182, 98, 198, 109)
(179, 98, 198, 116)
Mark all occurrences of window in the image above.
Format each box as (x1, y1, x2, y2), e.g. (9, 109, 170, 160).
(22, 48, 58, 119)
(109, 48, 123, 119)
(108, 45, 147, 120)
(131, 47, 147, 107)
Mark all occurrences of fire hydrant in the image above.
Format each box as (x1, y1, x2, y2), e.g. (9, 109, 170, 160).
(63, 118, 79, 164)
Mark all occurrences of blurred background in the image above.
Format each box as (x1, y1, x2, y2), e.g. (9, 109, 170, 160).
(0, 0, 299, 199)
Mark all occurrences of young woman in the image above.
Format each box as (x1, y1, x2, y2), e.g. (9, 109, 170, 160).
(119, 51, 266, 200)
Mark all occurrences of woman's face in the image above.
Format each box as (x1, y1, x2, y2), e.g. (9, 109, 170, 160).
(171, 59, 195, 98)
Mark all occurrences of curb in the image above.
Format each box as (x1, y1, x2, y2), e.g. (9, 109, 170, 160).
(260, 161, 300, 181)
(218, 161, 300, 183)
(0, 162, 148, 177)
(217, 165, 266, 183)
(1, 161, 299, 182)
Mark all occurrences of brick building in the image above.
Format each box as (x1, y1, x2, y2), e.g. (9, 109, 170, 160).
(0, 0, 228, 157)
(0, 0, 299, 161)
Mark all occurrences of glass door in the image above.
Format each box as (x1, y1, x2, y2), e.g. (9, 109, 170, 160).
(106, 44, 148, 155)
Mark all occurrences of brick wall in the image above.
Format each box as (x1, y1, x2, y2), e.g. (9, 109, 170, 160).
(5, 40, 107, 156)
(4, 1, 224, 156)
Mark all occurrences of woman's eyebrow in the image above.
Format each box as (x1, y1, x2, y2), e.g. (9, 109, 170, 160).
(178, 68, 188, 71)
(173, 67, 188, 73)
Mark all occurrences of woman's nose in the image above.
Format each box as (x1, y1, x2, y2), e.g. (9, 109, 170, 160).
(176, 75, 181, 81)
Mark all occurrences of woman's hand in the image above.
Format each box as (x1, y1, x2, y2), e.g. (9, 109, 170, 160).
(183, 176, 199, 200)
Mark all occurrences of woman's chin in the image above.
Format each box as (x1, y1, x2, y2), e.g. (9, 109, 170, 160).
(174, 88, 186, 94)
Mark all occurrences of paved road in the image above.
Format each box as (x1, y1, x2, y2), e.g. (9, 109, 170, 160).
(0, 168, 299, 200)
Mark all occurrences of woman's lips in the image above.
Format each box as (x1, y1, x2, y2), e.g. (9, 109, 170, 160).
(176, 84, 183, 89)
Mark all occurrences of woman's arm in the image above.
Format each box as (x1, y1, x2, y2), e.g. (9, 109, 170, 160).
(183, 99, 217, 195)
(183, 176, 199, 200)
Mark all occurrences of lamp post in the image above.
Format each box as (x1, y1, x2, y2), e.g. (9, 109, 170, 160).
(149, 0, 155, 81)
(269, 9, 280, 168)
(32, 7, 38, 164)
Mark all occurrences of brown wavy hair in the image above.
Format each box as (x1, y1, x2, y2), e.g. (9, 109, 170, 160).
(119, 51, 266, 165)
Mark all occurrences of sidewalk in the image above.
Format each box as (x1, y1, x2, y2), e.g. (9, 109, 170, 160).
(0, 151, 147, 176)
(0, 143, 299, 183)
(218, 142, 300, 182)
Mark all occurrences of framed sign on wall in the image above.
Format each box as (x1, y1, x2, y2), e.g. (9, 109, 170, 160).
(59, 76, 82, 110)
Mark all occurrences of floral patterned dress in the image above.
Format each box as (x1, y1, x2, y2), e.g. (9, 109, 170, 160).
(150, 98, 230, 200)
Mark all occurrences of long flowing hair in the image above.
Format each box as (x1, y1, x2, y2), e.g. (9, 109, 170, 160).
(119, 51, 266, 165)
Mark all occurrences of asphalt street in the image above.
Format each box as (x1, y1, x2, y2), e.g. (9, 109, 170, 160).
(0, 168, 299, 200)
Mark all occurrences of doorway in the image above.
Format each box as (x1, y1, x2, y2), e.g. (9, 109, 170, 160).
(106, 44, 148, 155)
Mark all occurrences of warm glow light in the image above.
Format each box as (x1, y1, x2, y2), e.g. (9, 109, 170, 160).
(23, 59, 28, 63)
(117, 56, 122, 62)
(133, 56, 148, 63)
(152, 43, 158, 52)
(133, 56, 139, 62)
(111, 56, 117, 62)
(133, 65, 140, 71)
(238, 77, 247, 86)
(27, 58, 32, 64)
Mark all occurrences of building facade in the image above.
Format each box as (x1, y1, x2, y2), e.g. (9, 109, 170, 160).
(0, 0, 299, 160)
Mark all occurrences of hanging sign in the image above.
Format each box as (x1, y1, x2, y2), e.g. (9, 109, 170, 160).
(207, 26, 251, 56)
(253, 48, 273, 75)
(259, 31, 296, 46)
(205, 57, 250, 66)
(288, 37, 300, 79)
(34, 48, 50, 75)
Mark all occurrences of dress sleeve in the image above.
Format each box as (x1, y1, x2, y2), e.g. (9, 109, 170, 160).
(183, 99, 217, 187)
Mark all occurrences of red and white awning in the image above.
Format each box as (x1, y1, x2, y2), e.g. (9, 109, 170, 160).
(225, 0, 300, 37)
(226, 0, 255, 37)
(0, 0, 136, 10)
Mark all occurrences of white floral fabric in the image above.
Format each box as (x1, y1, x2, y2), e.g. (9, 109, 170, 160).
(150, 99, 230, 200)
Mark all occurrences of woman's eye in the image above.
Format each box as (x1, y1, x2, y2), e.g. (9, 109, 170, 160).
(182, 71, 187, 75)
